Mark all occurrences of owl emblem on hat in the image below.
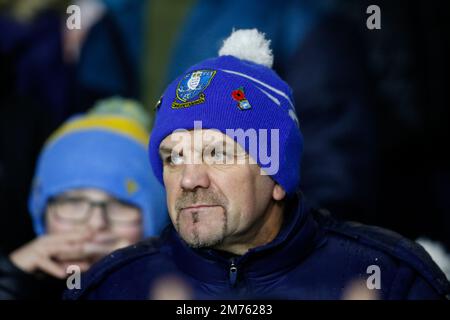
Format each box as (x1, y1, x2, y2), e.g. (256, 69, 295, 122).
(175, 70, 216, 102)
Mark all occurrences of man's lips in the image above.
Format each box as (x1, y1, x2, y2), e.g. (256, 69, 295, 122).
(180, 204, 221, 212)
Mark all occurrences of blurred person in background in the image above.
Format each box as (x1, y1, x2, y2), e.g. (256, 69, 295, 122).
(0, 0, 107, 254)
(0, 97, 168, 299)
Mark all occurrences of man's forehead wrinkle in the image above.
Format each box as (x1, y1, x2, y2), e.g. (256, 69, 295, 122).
(160, 134, 188, 152)
(162, 130, 235, 152)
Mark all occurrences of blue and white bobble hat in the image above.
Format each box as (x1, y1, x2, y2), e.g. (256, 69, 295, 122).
(149, 29, 303, 194)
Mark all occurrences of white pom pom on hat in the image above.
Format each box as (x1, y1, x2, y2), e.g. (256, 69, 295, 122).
(218, 28, 274, 68)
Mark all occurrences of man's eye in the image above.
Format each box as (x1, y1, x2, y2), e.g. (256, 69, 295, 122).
(206, 149, 228, 163)
(165, 153, 184, 166)
(213, 151, 226, 161)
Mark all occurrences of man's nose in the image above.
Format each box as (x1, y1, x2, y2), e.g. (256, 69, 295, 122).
(180, 164, 210, 191)
(87, 206, 108, 231)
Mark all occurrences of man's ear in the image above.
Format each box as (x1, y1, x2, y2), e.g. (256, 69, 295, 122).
(272, 184, 286, 201)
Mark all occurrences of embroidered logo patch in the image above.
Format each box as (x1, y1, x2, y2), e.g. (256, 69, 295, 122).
(172, 70, 216, 109)
(231, 87, 252, 110)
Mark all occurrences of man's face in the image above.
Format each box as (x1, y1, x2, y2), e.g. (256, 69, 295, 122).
(159, 129, 285, 250)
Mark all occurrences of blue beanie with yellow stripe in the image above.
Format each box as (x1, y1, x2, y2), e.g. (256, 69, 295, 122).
(29, 97, 168, 236)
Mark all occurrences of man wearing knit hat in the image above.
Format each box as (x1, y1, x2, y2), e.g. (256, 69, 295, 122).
(0, 98, 167, 299)
(66, 30, 449, 300)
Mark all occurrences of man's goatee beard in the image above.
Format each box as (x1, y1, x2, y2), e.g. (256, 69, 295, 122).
(176, 209, 228, 249)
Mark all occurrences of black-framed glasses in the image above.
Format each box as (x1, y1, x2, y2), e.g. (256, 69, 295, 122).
(48, 196, 141, 226)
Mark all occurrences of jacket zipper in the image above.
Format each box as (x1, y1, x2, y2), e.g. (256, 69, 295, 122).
(229, 259, 238, 287)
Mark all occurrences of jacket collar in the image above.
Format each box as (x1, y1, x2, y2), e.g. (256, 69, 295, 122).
(165, 192, 326, 284)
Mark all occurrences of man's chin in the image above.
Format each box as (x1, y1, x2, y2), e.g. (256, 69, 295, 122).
(175, 213, 227, 248)
(179, 230, 224, 249)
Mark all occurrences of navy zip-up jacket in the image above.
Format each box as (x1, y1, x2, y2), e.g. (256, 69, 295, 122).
(64, 197, 450, 300)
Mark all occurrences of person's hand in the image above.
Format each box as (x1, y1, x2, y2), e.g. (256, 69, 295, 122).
(9, 231, 93, 279)
(56, 232, 133, 271)
(81, 232, 133, 264)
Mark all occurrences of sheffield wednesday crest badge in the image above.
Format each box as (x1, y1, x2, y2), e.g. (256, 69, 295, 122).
(172, 70, 216, 109)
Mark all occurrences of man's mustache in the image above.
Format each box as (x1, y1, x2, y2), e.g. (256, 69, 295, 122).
(175, 189, 228, 212)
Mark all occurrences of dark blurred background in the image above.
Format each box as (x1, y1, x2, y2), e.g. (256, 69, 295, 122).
(1, 0, 449, 253)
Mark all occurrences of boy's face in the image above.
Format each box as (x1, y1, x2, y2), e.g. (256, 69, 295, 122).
(46, 188, 143, 246)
